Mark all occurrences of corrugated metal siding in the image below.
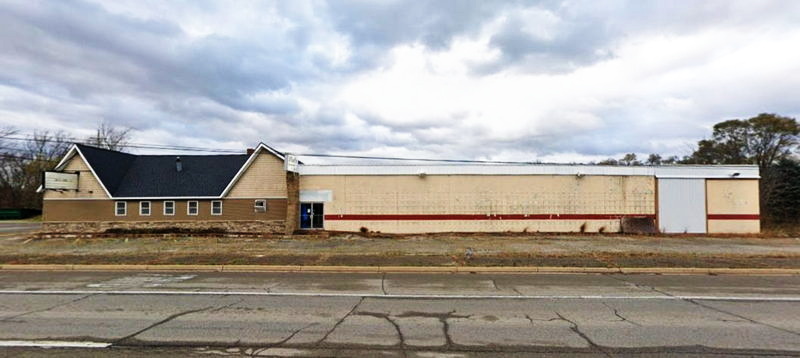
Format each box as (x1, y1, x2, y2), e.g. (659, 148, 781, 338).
(658, 178, 707, 233)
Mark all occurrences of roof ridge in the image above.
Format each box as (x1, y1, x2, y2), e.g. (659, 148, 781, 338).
(75, 143, 136, 156)
(134, 154, 248, 157)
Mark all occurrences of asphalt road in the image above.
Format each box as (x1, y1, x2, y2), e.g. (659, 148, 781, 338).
(0, 271, 799, 357)
(0, 222, 40, 235)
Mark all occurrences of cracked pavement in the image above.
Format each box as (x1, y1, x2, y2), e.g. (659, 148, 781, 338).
(0, 271, 799, 356)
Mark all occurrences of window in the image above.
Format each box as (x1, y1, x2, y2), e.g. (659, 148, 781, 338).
(187, 201, 199, 215)
(254, 199, 267, 212)
(163, 201, 175, 216)
(139, 201, 151, 216)
(115, 201, 127, 216)
(211, 200, 222, 215)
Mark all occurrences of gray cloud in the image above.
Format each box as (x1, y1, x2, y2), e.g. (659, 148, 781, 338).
(0, 0, 799, 162)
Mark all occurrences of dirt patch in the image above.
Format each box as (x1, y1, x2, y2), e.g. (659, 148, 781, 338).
(2, 233, 799, 268)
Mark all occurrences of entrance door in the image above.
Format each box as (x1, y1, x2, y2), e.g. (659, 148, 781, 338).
(300, 203, 324, 229)
(658, 178, 707, 233)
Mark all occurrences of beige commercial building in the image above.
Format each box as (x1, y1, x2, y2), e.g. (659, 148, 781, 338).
(41, 143, 761, 234)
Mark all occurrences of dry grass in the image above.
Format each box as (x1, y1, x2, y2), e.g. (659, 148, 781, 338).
(2, 233, 799, 268)
(762, 222, 800, 237)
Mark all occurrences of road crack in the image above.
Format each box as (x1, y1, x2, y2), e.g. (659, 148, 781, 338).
(610, 275, 800, 338)
(490, 278, 524, 296)
(316, 296, 365, 345)
(209, 297, 245, 312)
(116, 306, 214, 343)
(555, 312, 611, 357)
(395, 310, 469, 348)
(250, 322, 318, 356)
(381, 272, 387, 295)
(0, 292, 99, 322)
(606, 274, 675, 297)
(602, 302, 641, 326)
(355, 311, 407, 357)
(687, 299, 800, 337)
(524, 314, 559, 323)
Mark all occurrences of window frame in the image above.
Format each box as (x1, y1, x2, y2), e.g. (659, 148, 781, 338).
(163, 201, 175, 216)
(115, 201, 127, 216)
(211, 200, 223, 216)
(254, 199, 267, 213)
(139, 201, 151, 216)
(187, 201, 199, 216)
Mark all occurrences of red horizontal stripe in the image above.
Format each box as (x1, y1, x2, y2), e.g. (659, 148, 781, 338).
(324, 214, 655, 221)
(707, 214, 760, 220)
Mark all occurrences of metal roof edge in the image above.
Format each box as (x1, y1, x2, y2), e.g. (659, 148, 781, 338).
(297, 164, 759, 178)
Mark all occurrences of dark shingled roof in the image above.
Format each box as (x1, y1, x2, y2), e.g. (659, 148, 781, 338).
(76, 144, 250, 197)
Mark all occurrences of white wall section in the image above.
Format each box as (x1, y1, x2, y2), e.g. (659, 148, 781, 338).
(658, 178, 707, 233)
(299, 164, 759, 179)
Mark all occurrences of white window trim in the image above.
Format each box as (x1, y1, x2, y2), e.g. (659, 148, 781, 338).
(211, 200, 223, 215)
(254, 199, 267, 212)
(187, 201, 199, 216)
(115, 201, 127, 216)
(139, 201, 151, 216)
(163, 201, 175, 216)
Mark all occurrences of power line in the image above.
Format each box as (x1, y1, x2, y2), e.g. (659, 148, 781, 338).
(0, 153, 36, 161)
(0, 135, 242, 153)
(0, 133, 540, 165)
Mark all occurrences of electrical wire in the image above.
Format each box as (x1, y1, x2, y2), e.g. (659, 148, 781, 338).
(0, 133, 539, 165)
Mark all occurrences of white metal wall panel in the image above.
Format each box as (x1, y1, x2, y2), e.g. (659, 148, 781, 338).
(658, 178, 707, 233)
(298, 164, 759, 179)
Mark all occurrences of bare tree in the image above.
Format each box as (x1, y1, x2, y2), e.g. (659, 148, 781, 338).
(85, 121, 132, 151)
(0, 129, 74, 209)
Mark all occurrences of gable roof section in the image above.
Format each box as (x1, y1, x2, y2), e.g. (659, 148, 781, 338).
(113, 154, 248, 197)
(220, 143, 286, 197)
(57, 143, 251, 198)
(75, 144, 137, 195)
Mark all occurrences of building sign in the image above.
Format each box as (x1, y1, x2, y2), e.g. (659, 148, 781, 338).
(43, 171, 79, 190)
(285, 154, 299, 173)
(300, 190, 333, 202)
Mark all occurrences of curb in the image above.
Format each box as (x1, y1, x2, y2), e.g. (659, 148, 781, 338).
(0, 264, 798, 275)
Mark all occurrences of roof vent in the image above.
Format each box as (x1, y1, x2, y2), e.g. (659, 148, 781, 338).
(247, 148, 255, 155)
(176, 156, 182, 172)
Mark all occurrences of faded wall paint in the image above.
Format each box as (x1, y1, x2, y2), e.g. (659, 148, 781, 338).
(706, 179, 760, 234)
(299, 175, 655, 233)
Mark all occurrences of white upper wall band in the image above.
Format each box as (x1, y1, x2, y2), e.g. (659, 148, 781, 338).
(298, 164, 760, 179)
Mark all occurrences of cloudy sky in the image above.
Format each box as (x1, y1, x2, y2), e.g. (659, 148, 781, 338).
(1, 0, 799, 163)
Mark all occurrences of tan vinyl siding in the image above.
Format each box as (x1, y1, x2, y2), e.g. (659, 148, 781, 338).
(43, 199, 287, 222)
(42, 155, 108, 199)
(226, 151, 287, 198)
